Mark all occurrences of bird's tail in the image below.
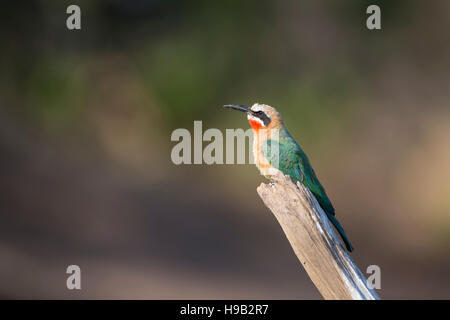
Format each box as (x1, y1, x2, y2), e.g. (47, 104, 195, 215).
(326, 213, 354, 252)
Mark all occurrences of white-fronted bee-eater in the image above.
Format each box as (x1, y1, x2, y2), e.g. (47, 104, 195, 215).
(224, 103, 354, 252)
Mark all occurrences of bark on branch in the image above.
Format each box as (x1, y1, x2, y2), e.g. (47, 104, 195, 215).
(257, 173, 380, 300)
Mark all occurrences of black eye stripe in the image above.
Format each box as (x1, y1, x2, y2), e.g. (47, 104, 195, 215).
(257, 112, 271, 126)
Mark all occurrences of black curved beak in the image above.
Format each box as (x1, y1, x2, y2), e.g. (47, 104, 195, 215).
(223, 104, 251, 114)
(224, 104, 271, 126)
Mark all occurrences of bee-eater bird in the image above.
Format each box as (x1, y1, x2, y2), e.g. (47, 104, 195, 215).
(224, 103, 354, 252)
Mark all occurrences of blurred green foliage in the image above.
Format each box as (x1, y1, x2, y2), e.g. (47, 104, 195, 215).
(25, 56, 87, 131)
(2, 0, 427, 131)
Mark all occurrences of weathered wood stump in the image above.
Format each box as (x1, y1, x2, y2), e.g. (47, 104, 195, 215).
(257, 173, 380, 300)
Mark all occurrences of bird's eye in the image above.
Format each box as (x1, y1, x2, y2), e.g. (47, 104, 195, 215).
(254, 110, 271, 126)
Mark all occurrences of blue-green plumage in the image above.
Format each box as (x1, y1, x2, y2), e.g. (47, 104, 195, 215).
(262, 128, 354, 252)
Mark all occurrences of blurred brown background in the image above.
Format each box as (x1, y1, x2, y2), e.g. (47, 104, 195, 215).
(1, 0, 450, 299)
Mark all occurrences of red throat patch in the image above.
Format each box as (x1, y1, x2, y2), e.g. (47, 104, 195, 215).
(248, 119, 263, 131)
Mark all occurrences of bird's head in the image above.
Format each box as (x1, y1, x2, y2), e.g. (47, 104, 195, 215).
(224, 103, 283, 131)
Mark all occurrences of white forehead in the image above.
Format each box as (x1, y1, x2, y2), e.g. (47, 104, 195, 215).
(250, 103, 265, 112)
(250, 103, 273, 113)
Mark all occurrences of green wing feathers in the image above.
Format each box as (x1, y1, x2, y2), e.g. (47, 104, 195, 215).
(262, 139, 335, 215)
(262, 138, 354, 252)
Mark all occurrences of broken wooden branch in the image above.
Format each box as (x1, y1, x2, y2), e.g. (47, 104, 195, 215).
(257, 173, 380, 300)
